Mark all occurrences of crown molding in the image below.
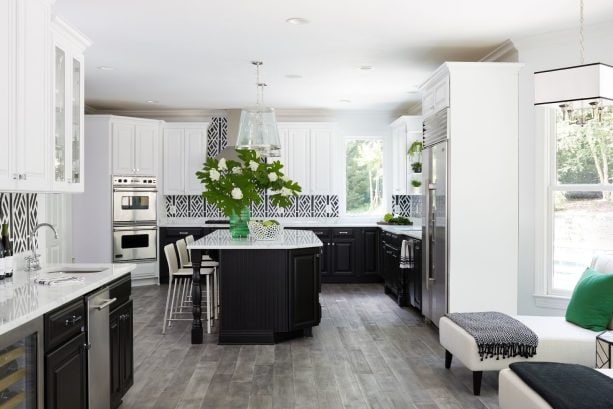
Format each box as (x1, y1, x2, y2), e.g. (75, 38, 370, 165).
(83, 108, 227, 121)
(480, 39, 517, 62)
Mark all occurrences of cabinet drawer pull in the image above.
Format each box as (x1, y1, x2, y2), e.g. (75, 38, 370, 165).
(314, 231, 324, 235)
(64, 314, 82, 327)
(337, 231, 349, 235)
(179, 232, 189, 235)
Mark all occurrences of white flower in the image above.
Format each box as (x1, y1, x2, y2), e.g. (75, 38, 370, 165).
(232, 167, 242, 175)
(249, 161, 259, 172)
(231, 187, 243, 200)
(281, 175, 289, 182)
(218, 158, 227, 170)
(254, 150, 260, 158)
(268, 172, 278, 182)
(281, 187, 292, 197)
(209, 168, 220, 181)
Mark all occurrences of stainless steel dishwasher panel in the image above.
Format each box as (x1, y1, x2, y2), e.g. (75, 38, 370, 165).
(87, 288, 116, 409)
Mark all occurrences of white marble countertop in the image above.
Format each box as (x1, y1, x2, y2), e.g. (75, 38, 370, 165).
(160, 217, 422, 230)
(188, 229, 323, 250)
(378, 225, 423, 240)
(0, 263, 136, 336)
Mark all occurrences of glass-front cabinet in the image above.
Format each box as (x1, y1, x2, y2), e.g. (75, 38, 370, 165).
(52, 20, 88, 192)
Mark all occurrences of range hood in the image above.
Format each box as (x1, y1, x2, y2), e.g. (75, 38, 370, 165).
(215, 109, 241, 161)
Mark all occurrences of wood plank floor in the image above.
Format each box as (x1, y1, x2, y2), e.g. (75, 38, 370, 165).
(121, 284, 500, 409)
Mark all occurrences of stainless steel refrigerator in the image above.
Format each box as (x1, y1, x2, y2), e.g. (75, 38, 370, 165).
(422, 108, 448, 326)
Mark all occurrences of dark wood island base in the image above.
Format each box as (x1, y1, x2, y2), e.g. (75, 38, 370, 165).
(190, 244, 322, 345)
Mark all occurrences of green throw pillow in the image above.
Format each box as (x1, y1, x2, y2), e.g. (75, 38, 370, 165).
(565, 267, 613, 331)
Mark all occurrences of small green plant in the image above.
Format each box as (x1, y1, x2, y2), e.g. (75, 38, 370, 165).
(411, 162, 422, 173)
(411, 179, 422, 188)
(407, 141, 423, 160)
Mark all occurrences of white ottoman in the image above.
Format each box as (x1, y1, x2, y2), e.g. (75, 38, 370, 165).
(440, 315, 598, 395)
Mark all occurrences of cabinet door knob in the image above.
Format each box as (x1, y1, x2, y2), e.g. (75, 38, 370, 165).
(12, 173, 18, 180)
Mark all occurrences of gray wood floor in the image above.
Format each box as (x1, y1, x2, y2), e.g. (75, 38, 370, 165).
(121, 284, 500, 409)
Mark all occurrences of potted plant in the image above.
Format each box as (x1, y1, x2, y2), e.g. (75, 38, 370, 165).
(196, 149, 301, 238)
(410, 178, 422, 194)
(408, 141, 423, 174)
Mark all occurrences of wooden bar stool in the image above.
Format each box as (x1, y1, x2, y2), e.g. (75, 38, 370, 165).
(162, 243, 214, 334)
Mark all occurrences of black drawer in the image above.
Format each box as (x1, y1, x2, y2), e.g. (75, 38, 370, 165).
(109, 274, 132, 311)
(164, 227, 205, 240)
(44, 299, 86, 352)
(332, 228, 354, 238)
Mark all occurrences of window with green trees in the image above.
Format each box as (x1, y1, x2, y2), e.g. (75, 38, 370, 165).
(346, 139, 384, 215)
(551, 105, 613, 293)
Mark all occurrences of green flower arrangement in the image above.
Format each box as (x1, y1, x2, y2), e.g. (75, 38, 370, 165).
(196, 149, 302, 217)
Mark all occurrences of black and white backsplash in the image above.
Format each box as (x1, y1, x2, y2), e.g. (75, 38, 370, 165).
(165, 194, 340, 219)
(0, 193, 38, 253)
(392, 195, 422, 218)
(206, 116, 228, 158)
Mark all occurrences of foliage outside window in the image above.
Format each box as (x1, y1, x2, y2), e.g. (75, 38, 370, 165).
(550, 106, 613, 293)
(346, 139, 384, 215)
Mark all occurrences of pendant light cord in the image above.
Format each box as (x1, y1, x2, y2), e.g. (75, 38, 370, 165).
(579, 0, 585, 64)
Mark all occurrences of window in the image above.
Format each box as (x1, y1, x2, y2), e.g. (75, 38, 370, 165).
(345, 139, 384, 215)
(548, 105, 613, 294)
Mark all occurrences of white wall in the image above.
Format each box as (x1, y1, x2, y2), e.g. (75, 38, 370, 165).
(512, 20, 613, 315)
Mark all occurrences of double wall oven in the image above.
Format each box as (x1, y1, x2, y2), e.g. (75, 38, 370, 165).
(112, 176, 158, 263)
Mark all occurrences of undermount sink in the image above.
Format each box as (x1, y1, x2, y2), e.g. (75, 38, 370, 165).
(47, 267, 105, 274)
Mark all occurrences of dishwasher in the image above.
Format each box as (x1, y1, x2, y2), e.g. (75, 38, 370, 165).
(87, 288, 116, 409)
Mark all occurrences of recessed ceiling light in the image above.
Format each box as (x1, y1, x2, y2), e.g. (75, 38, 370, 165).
(97, 66, 115, 71)
(359, 66, 374, 71)
(285, 74, 302, 79)
(146, 100, 159, 104)
(286, 17, 309, 25)
(339, 99, 351, 103)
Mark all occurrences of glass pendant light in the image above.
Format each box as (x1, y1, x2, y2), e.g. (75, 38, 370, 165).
(534, 0, 613, 124)
(236, 61, 281, 157)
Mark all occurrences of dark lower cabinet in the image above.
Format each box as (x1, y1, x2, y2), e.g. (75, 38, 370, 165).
(360, 228, 380, 277)
(45, 329, 87, 409)
(289, 248, 321, 330)
(330, 240, 355, 276)
(381, 231, 422, 309)
(110, 300, 133, 408)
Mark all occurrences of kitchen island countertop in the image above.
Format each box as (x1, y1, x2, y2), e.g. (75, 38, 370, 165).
(188, 229, 323, 250)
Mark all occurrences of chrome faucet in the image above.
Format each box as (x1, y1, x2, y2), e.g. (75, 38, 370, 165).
(24, 223, 59, 272)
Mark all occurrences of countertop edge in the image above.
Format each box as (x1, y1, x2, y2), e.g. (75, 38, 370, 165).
(0, 263, 136, 336)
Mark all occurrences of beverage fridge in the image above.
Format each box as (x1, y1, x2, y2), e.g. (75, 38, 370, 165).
(422, 108, 449, 326)
(0, 315, 43, 408)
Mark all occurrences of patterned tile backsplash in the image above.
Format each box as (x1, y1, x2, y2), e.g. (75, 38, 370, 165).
(207, 117, 228, 158)
(392, 195, 422, 218)
(165, 194, 340, 218)
(0, 193, 38, 253)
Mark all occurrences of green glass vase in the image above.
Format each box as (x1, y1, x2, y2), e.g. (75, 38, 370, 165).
(229, 206, 251, 238)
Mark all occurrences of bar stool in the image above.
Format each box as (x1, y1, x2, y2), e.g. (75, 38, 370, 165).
(185, 235, 220, 317)
(162, 244, 214, 335)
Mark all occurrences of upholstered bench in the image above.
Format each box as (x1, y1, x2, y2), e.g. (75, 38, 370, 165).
(499, 366, 613, 409)
(439, 254, 613, 395)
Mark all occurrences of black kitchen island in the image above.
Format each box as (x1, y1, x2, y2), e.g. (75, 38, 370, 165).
(187, 229, 323, 345)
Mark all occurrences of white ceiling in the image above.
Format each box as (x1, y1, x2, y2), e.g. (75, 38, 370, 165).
(54, 0, 613, 113)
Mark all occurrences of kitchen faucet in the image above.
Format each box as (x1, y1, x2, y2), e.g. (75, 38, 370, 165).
(24, 223, 59, 272)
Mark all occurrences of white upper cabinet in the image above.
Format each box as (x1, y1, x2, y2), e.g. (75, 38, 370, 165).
(421, 73, 449, 118)
(162, 123, 208, 195)
(134, 124, 158, 175)
(310, 128, 333, 195)
(51, 17, 90, 192)
(112, 121, 160, 176)
(0, 0, 15, 190)
(0, 0, 90, 192)
(276, 123, 335, 195)
(390, 116, 422, 195)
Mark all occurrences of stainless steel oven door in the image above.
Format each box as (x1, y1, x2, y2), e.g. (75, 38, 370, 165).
(113, 225, 157, 262)
(112, 188, 157, 224)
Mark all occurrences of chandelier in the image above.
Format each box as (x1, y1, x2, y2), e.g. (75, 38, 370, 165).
(534, 0, 613, 126)
(236, 61, 281, 157)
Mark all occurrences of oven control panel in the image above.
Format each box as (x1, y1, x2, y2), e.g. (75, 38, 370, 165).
(113, 176, 157, 187)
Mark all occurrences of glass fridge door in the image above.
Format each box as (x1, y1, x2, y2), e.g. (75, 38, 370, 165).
(0, 317, 42, 409)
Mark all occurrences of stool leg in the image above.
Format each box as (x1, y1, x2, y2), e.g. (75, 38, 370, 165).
(206, 275, 211, 334)
(169, 277, 180, 326)
(211, 269, 217, 320)
(162, 277, 173, 334)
